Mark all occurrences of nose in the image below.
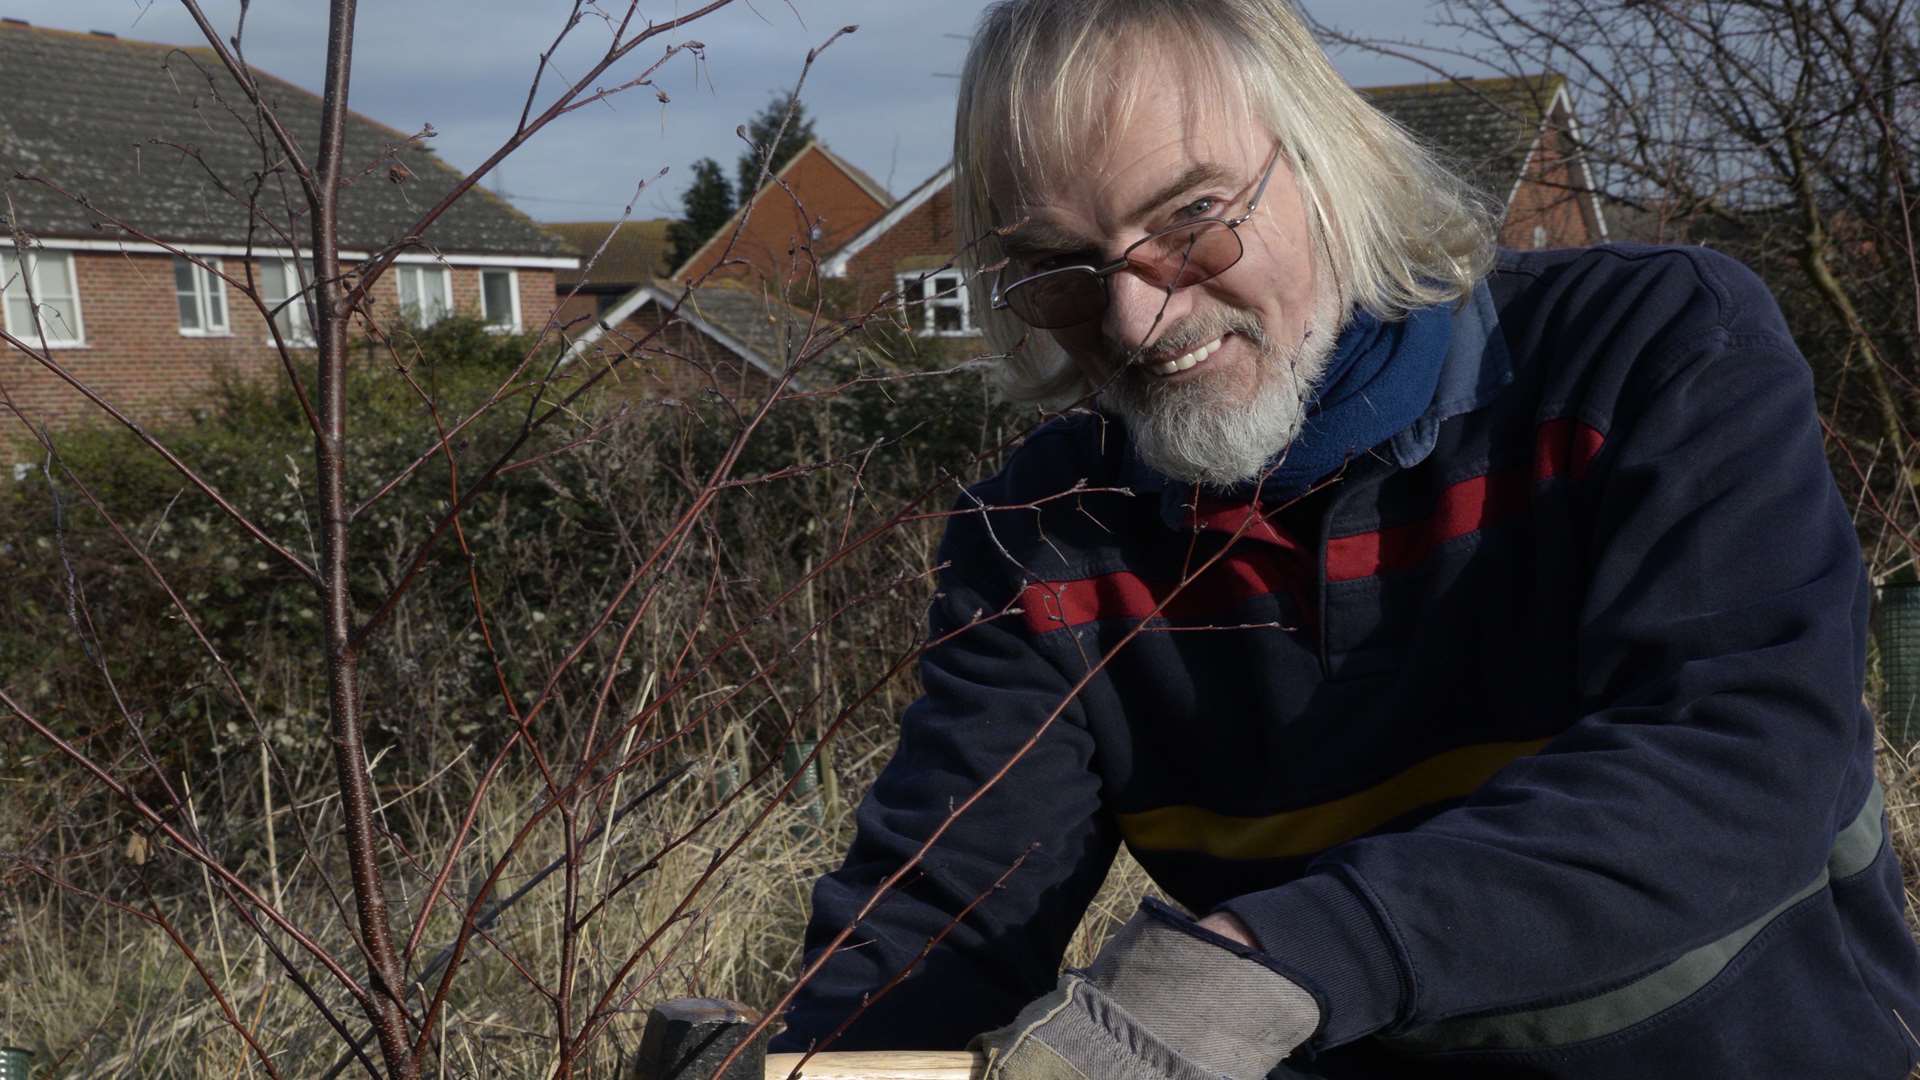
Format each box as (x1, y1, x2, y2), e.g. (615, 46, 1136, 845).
(1101, 265, 1191, 353)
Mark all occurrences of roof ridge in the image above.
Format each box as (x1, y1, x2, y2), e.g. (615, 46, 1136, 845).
(811, 142, 894, 206)
(667, 140, 890, 280)
(1360, 72, 1561, 96)
(546, 218, 674, 230)
(0, 20, 188, 48)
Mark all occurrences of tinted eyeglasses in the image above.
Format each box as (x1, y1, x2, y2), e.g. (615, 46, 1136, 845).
(990, 144, 1283, 330)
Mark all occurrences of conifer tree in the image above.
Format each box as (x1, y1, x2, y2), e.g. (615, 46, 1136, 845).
(667, 157, 737, 270)
(734, 93, 816, 204)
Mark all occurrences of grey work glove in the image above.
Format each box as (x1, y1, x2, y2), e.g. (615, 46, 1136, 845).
(971, 899, 1322, 1080)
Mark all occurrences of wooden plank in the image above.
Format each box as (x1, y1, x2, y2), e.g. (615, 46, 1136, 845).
(762, 1049, 984, 1079)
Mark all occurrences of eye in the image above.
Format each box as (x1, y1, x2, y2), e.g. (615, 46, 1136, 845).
(1173, 196, 1219, 221)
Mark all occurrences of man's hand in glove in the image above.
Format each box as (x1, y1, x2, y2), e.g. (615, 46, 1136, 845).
(971, 899, 1322, 1080)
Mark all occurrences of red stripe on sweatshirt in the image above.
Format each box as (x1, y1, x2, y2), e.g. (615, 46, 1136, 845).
(1327, 418, 1605, 583)
(1019, 548, 1308, 634)
(1534, 417, 1607, 483)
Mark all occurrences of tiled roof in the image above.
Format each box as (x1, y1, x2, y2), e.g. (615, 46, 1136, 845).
(678, 281, 843, 375)
(0, 20, 561, 255)
(561, 278, 842, 380)
(1361, 74, 1566, 206)
(548, 219, 673, 288)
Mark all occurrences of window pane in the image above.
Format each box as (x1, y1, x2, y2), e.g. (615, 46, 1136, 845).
(0, 251, 79, 342)
(263, 261, 309, 340)
(40, 298, 81, 340)
(399, 267, 449, 327)
(16, 253, 81, 342)
(175, 258, 202, 330)
(933, 304, 962, 333)
(481, 271, 514, 326)
(0, 254, 19, 333)
(262, 260, 290, 335)
(34, 253, 75, 302)
(205, 268, 228, 331)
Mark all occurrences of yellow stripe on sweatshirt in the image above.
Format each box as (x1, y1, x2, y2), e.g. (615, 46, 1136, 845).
(1117, 738, 1552, 861)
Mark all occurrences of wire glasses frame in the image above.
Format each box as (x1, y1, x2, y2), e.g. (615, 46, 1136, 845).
(989, 143, 1284, 330)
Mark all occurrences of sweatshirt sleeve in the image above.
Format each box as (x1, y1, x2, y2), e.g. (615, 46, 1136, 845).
(775, 506, 1121, 1051)
(1221, 288, 1877, 1049)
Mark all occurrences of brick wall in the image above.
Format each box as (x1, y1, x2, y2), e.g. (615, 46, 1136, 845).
(1500, 114, 1601, 250)
(2, 249, 558, 435)
(843, 182, 962, 317)
(552, 287, 622, 340)
(679, 147, 889, 290)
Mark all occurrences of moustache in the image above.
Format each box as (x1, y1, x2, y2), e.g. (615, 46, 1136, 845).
(1124, 312, 1269, 370)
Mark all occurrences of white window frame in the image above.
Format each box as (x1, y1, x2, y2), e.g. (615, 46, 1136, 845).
(896, 269, 975, 338)
(395, 264, 454, 328)
(0, 248, 86, 348)
(478, 268, 521, 332)
(175, 256, 232, 337)
(261, 258, 315, 347)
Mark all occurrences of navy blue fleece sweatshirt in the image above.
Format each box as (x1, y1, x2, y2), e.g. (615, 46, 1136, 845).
(776, 246, 1920, 1079)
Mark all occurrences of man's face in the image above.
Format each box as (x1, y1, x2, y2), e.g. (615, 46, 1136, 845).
(991, 54, 1343, 487)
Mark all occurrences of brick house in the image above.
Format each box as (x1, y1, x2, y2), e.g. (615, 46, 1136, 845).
(0, 19, 577, 433)
(673, 141, 892, 289)
(557, 280, 833, 403)
(821, 73, 1607, 339)
(550, 141, 884, 400)
(1361, 74, 1606, 252)
(547, 218, 673, 330)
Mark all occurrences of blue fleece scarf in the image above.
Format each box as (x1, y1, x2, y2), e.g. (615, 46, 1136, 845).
(1247, 302, 1453, 502)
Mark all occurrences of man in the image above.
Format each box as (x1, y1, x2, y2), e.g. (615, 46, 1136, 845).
(776, 0, 1920, 1076)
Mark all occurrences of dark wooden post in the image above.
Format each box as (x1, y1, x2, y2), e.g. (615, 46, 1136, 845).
(631, 997, 769, 1080)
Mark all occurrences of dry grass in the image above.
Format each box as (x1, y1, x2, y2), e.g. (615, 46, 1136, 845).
(2, 731, 1910, 1077)
(0, 731, 1160, 1078)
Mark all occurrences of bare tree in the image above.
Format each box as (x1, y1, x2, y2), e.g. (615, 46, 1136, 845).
(1, 3, 1055, 1076)
(1312, 0, 1920, 575)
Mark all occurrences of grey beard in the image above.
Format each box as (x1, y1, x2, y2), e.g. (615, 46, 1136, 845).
(1101, 299, 1343, 490)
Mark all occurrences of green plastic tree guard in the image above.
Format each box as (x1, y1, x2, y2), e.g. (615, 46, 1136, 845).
(0, 1046, 31, 1080)
(782, 738, 824, 829)
(1877, 582, 1920, 748)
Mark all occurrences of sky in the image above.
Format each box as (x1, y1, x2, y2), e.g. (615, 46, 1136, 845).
(7, 1, 1497, 224)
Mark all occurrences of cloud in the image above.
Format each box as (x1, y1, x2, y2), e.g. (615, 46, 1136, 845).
(11, 0, 1474, 223)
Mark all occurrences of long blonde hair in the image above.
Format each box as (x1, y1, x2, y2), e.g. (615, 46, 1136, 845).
(954, 0, 1497, 405)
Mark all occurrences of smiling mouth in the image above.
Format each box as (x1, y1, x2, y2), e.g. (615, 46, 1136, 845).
(1146, 334, 1226, 378)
